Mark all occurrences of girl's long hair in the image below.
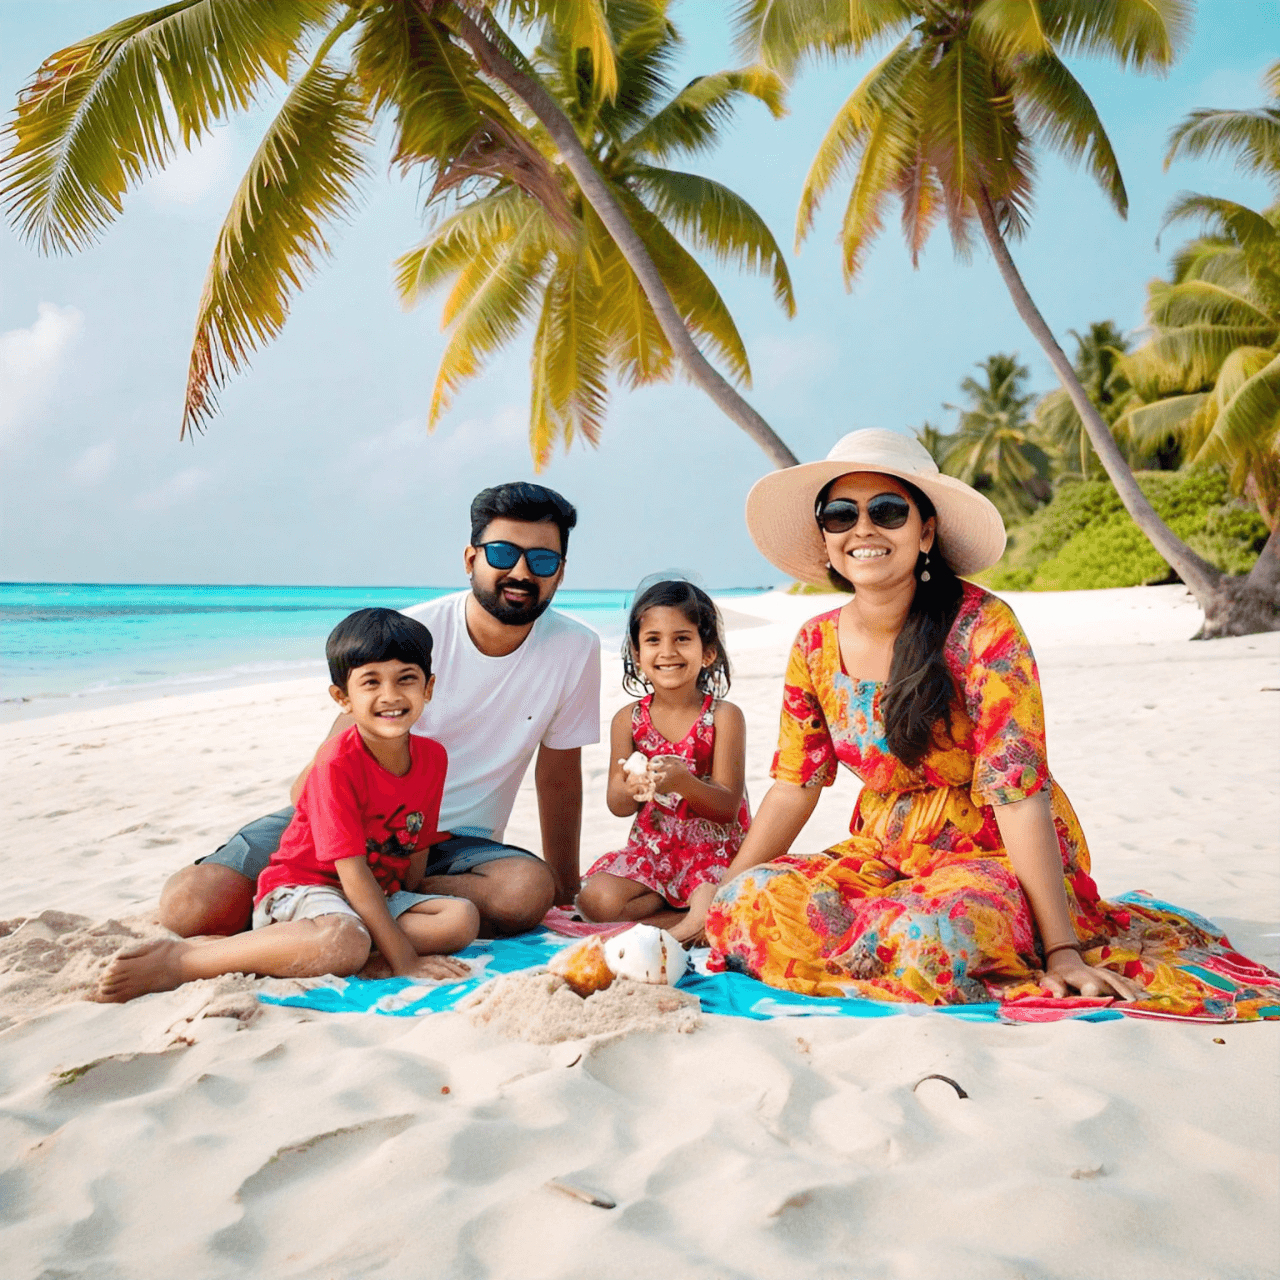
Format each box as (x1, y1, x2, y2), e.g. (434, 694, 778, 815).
(622, 579, 731, 699)
(817, 478, 965, 768)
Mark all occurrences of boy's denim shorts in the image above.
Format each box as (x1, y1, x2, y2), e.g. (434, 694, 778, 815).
(251, 883, 451, 933)
(200, 810, 539, 884)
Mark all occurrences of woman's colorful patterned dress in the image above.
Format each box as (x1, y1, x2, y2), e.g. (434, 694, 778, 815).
(586, 694, 750, 909)
(704, 583, 1280, 1021)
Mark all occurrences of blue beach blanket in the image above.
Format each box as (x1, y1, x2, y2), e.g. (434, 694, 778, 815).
(256, 930, 1126, 1024)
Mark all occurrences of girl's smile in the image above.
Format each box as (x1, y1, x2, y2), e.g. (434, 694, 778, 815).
(635, 606, 713, 696)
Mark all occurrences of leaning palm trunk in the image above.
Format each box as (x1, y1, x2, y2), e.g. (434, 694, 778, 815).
(450, 7, 799, 470)
(976, 195, 1277, 637)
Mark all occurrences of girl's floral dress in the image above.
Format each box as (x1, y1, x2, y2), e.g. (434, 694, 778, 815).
(586, 693, 750, 909)
(704, 583, 1280, 1021)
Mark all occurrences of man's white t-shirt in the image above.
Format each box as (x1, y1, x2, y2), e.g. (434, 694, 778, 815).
(401, 592, 601, 840)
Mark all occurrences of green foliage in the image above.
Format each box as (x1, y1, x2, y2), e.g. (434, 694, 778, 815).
(981, 468, 1268, 591)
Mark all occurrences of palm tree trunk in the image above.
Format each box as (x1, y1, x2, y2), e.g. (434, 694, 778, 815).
(448, 5, 800, 470)
(974, 193, 1223, 607)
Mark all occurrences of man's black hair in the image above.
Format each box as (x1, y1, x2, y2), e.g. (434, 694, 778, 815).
(470, 482, 578, 555)
(326, 608, 434, 689)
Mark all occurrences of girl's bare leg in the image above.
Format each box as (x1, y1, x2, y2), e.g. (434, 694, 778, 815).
(96, 915, 371, 1002)
(577, 873, 687, 930)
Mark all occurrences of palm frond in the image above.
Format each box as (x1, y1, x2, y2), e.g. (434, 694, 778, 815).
(731, 0, 912, 77)
(620, 66, 786, 162)
(1203, 350, 1280, 505)
(1, 0, 325, 252)
(1039, 0, 1192, 71)
(394, 188, 534, 301)
(1146, 277, 1275, 333)
(590, 209, 672, 387)
(795, 38, 916, 246)
(528, 262, 609, 467)
(621, 189, 753, 385)
(1117, 392, 1212, 453)
(498, 0, 620, 101)
(1121, 325, 1276, 397)
(1164, 105, 1280, 194)
(1161, 193, 1280, 260)
(628, 165, 795, 315)
(895, 145, 945, 266)
(970, 0, 1054, 63)
(429, 220, 549, 425)
(1013, 53, 1127, 216)
(182, 37, 370, 437)
(921, 40, 1028, 250)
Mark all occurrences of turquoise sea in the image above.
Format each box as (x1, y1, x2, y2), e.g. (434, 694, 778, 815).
(0, 583, 763, 721)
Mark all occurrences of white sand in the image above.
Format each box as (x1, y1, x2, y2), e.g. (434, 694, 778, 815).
(0, 586, 1277, 1279)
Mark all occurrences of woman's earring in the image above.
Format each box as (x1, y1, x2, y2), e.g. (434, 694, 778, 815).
(920, 553, 932, 583)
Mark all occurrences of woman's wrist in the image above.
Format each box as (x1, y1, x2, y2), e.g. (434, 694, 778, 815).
(1043, 941, 1082, 963)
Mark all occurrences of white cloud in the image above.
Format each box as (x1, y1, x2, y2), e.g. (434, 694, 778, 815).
(0, 302, 84, 442)
(70, 441, 116, 487)
(143, 126, 235, 207)
(134, 466, 213, 510)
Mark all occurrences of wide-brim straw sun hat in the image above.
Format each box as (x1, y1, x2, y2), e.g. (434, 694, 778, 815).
(746, 429, 1007, 584)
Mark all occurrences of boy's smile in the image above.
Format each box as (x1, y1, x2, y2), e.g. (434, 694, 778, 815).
(331, 660, 434, 773)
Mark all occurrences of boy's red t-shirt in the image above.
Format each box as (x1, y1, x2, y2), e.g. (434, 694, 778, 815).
(256, 726, 448, 903)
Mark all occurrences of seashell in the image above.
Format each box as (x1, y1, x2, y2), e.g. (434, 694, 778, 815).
(603, 924, 688, 986)
(548, 935, 616, 997)
(621, 751, 649, 779)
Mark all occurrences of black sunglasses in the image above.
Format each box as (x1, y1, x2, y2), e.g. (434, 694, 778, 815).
(475, 540, 564, 577)
(816, 493, 913, 533)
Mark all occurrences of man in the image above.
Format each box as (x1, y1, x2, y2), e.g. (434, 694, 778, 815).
(158, 482, 600, 938)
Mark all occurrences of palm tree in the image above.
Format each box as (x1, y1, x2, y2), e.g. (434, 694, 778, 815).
(0, 0, 799, 468)
(941, 353, 1050, 520)
(1035, 321, 1135, 479)
(733, 0, 1276, 635)
(1117, 198, 1280, 525)
(396, 7, 796, 466)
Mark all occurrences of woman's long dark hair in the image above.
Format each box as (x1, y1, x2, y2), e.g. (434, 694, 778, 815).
(817, 478, 965, 768)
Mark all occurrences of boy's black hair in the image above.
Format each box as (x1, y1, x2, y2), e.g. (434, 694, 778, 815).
(469, 482, 578, 555)
(622, 579, 731, 699)
(326, 608, 434, 689)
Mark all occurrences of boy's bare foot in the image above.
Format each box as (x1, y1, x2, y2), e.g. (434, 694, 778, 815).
(96, 938, 194, 1002)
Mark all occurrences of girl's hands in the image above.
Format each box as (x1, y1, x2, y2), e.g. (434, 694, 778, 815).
(1042, 948, 1142, 1001)
(648, 754, 692, 796)
(670, 883, 717, 946)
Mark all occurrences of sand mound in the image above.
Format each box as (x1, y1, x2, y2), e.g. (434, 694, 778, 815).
(0, 909, 156, 1025)
(466, 970, 701, 1043)
(0, 910, 266, 1038)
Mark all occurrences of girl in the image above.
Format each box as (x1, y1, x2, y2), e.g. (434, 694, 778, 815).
(577, 580, 749, 940)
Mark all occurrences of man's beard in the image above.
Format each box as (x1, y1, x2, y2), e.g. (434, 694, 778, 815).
(472, 577, 552, 626)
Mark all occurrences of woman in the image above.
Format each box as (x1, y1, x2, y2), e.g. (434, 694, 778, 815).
(682, 430, 1279, 1017)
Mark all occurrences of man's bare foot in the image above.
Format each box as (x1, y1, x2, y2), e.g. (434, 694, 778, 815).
(96, 938, 194, 1002)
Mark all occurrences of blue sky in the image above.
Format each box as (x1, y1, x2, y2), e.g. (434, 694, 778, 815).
(0, 0, 1274, 590)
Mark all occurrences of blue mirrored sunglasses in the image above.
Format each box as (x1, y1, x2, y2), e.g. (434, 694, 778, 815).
(475, 540, 564, 577)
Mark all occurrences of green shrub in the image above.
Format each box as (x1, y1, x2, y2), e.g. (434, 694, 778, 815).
(978, 467, 1268, 591)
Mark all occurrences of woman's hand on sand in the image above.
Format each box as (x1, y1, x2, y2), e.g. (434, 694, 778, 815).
(400, 955, 471, 983)
(1042, 949, 1143, 1001)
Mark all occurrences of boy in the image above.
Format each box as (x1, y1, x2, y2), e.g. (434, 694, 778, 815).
(98, 609, 478, 1001)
